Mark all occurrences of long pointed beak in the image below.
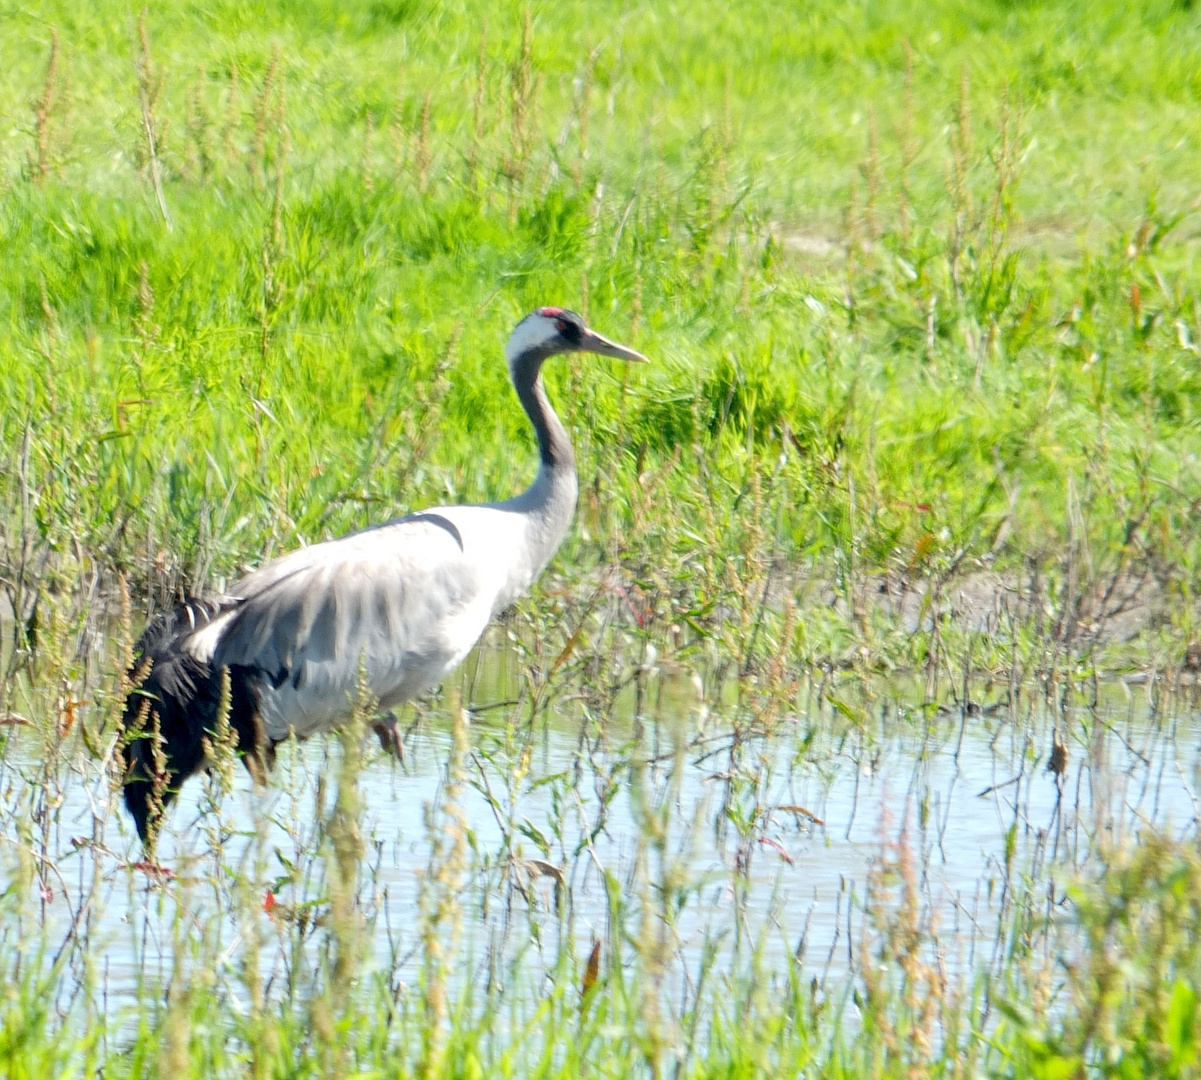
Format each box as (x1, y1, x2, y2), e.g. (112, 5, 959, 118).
(579, 328, 649, 363)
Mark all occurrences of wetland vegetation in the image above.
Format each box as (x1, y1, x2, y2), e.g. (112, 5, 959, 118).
(2, 0, 1201, 1075)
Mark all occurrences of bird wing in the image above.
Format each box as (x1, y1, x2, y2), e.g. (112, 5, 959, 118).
(208, 513, 494, 737)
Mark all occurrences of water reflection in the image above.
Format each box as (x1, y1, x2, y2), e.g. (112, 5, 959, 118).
(3, 646, 1199, 1014)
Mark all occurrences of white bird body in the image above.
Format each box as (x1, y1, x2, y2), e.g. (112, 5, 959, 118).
(119, 308, 643, 844)
(186, 466, 578, 741)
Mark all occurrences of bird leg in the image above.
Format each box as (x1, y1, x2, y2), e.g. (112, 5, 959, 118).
(370, 711, 406, 765)
(234, 708, 274, 786)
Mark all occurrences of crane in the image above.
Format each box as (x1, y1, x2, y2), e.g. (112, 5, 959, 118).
(118, 307, 647, 844)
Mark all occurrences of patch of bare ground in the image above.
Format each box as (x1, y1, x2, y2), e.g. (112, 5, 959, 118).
(781, 232, 841, 258)
(776, 218, 1201, 267)
(781, 562, 1200, 680)
(857, 567, 1162, 644)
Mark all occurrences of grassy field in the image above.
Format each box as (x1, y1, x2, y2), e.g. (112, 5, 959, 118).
(2, 0, 1201, 1075)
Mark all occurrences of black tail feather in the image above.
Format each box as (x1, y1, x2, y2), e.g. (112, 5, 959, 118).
(118, 597, 269, 846)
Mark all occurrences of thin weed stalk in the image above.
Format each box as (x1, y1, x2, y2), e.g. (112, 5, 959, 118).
(418, 685, 469, 1079)
(416, 92, 431, 194)
(28, 31, 61, 185)
(135, 9, 171, 228)
(468, 28, 487, 187)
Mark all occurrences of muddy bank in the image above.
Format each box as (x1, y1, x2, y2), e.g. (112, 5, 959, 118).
(849, 567, 1163, 644)
(783, 562, 1199, 676)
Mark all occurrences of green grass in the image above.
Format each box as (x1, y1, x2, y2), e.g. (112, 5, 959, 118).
(2, 0, 1201, 1074)
(1, 0, 1199, 636)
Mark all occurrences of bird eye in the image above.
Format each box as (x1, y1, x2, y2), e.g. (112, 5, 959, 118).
(555, 319, 569, 334)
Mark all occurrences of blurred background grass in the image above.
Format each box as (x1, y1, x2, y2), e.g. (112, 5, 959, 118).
(1, 0, 1200, 662)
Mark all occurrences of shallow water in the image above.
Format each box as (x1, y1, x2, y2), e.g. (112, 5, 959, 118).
(3, 645, 1200, 1019)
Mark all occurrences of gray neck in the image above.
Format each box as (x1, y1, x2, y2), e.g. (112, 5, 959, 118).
(495, 349, 579, 596)
(512, 349, 575, 472)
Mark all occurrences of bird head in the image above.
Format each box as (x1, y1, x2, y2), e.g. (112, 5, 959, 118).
(506, 307, 648, 376)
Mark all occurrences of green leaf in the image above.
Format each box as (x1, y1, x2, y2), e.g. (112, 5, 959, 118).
(516, 818, 551, 855)
(1030, 1053, 1082, 1080)
(827, 696, 864, 727)
(1166, 978, 1197, 1067)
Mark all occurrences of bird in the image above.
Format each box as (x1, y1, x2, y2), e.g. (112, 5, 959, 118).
(118, 307, 647, 845)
